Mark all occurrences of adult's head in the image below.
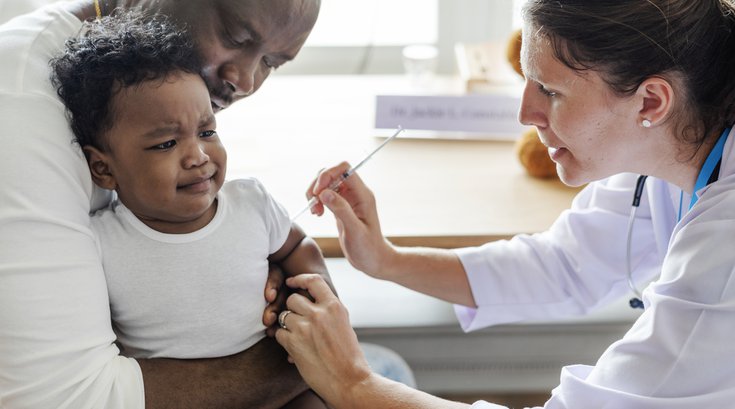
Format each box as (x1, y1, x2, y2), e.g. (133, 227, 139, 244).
(149, 0, 320, 112)
(518, 0, 735, 186)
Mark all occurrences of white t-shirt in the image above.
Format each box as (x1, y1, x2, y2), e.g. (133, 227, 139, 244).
(92, 179, 291, 359)
(460, 131, 735, 408)
(0, 3, 142, 408)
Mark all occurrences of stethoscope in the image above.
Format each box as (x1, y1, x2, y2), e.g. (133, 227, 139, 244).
(625, 127, 730, 309)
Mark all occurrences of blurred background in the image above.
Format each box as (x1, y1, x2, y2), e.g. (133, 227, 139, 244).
(278, 0, 524, 76)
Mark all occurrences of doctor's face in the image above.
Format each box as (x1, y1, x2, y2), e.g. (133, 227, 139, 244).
(518, 29, 643, 187)
(161, 0, 320, 112)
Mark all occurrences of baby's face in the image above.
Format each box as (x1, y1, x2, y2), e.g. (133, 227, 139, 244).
(102, 72, 227, 233)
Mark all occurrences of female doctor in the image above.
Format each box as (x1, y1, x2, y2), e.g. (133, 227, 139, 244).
(274, 0, 735, 408)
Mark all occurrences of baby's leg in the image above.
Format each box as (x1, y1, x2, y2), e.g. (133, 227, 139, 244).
(280, 389, 328, 409)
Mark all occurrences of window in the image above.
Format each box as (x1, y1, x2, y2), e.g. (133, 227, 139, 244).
(278, 0, 519, 75)
(305, 0, 438, 47)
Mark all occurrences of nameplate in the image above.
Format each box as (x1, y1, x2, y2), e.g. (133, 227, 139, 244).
(375, 94, 527, 140)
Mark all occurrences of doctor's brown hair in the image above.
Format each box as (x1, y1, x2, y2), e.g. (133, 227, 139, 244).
(523, 0, 735, 150)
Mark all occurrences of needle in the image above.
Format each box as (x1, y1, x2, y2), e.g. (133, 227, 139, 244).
(291, 126, 405, 221)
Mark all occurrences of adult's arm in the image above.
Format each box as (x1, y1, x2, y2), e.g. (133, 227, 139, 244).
(451, 173, 669, 330)
(274, 274, 504, 409)
(310, 163, 668, 322)
(139, 337, 307, 409)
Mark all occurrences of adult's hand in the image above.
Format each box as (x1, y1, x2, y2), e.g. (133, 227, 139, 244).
(306, 162, 395, 277)
(275, 274, 372, 407)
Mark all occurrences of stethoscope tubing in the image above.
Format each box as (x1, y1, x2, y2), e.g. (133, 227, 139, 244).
(626, 175, 648, 309)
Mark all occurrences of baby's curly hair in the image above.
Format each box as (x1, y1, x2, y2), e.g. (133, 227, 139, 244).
(51, 10, 201, 151)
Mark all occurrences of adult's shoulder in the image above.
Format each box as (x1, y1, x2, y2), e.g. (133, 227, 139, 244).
(0, 2, 82, 96)
(0, 0, 59, 25)
(663, 173, 735, 299)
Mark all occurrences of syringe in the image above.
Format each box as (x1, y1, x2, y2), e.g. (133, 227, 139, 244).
(291, 126, 405, 221)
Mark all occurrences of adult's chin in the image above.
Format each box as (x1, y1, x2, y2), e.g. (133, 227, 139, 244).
(555, 165, 590, 188)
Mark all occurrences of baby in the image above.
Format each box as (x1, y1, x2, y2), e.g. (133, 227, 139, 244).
(51, 11, 328, 408)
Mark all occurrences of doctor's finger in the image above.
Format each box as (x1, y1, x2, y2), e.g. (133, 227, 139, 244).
(275, 327, 297, 354)
(285, 293, 318, 319)
(286, 274, 338, 305)
(305, 167, 325, 199)
(319, 189, 367, 231)
(304, 168, 325, 215)
(312, 161, 352, 195)
(309, 163, 350, 217)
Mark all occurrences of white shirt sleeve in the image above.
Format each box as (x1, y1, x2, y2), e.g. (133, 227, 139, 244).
(540, 179, 735, 408)
(454, 173, 664, 330)
(0, 7, 145, 408)
(456, 169, 735, 407)
(250, 178, 292, 255)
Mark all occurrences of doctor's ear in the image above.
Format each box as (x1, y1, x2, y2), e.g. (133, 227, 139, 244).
(83, 145, 117, 190)
(636, 76, 675, 127)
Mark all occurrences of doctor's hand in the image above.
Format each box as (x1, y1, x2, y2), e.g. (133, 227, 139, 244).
(307, 162, 396, 277)
(275, 274, 373, 407)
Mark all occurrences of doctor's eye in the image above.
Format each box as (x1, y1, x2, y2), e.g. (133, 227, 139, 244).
(537, 83, 557, 97)
(199, 130, 218, 138)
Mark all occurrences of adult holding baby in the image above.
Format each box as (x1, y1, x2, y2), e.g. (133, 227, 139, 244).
(0, 0, 323, 407)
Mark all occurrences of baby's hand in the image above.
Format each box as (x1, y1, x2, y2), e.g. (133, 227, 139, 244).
(263, 263, 286, 337)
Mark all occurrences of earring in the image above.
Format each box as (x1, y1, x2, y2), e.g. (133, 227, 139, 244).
(642, 119, 652, 128)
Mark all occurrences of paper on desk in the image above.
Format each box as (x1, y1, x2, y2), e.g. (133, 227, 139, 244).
(375, 94, 531, 141)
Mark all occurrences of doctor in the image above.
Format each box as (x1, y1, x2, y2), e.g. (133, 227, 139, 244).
(274, 0, 735, 408)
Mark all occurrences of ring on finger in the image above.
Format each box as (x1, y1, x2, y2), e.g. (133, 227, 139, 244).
(278, 310, 292, 330)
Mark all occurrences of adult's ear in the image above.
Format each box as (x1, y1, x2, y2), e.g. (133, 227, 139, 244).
(83, 145, 117, 190)
(636, 76, 675, 127)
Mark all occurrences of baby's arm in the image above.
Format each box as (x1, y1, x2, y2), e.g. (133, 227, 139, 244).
(267, 225, 333, 409)
(268, 224, 335, 296)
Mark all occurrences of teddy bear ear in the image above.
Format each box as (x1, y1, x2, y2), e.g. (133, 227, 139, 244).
(505, 28, 524, 78)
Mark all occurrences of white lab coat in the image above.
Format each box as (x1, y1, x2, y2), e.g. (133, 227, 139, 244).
(456, 129, 735, 408)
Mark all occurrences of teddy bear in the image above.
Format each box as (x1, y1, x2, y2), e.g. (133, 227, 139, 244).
(506, 29, 558, 179)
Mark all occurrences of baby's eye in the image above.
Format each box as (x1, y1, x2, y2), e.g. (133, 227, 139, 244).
(149, 140, 177, 150)
(199, 130, 217, 138)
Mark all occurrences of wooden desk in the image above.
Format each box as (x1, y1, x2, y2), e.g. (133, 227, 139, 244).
(216, 75, 580, 256)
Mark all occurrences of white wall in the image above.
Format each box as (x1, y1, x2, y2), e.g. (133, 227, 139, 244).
(278, 0, 517, 75)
